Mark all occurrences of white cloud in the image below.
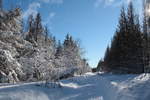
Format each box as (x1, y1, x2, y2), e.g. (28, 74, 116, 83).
(94, 0, 102, 8)
(23, 2, 41, 19)
(94, 0, 116, 8)
(41, 0, 50, 3)
(94, 0, 143, 20)
(94, 0, 134, 8)
(40, 0, 63, 4)
(49, 12, 56, 18)
(105, 0, 115, 5)
(127, 0, 132, 4)
(43, 12, 56, 26)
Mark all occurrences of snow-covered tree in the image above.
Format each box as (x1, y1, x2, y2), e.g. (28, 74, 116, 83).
(0, 5, 90, 84)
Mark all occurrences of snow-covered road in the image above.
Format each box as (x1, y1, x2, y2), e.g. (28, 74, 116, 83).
(0, 73, 150, 100)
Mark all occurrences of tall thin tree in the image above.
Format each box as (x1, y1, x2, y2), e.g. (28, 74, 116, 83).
(35, 13, 43, 42)
(45, 26, 48, 42)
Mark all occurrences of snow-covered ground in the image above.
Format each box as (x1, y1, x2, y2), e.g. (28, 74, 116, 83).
(0, 72, 150, 100)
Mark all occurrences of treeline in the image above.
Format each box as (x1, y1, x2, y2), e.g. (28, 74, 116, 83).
(25, 12, 90, 73)
(97, 2, 150, 74)
(0, 0, 91, 83)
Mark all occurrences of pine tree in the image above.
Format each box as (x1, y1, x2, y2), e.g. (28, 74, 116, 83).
(28, 15, 34, 36)
(103, 46, 111, 71)
(108, 6, 128, 72)
(97, 59, 104, 71)
(134, 15, 144, 72)
(34, 13, 43, 42)
(28, 15, 34, 33)
(26, 14, 35, 42)
(52, 36, 57, 48)
(126, 2, 143, 73)
(44, 26, 48, 42)
(64, 34, 70, 48)
(103, 3, 143, 73)
(143, 0, 148, 36)
(55, 40, 63, 59)
(143, 0, 150, 72)
(62, 34, 81, 68)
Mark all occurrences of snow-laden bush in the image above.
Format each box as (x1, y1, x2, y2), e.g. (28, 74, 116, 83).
(0, 8, 22, 33)
(0, 7, 91, 84)
(0, 49, 24, 83)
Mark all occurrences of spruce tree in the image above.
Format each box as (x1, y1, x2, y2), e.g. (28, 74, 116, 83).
(109, 6, 128, 72)
(103, 3, 143, 73)
(103, 46, 110, 71)
(28, 15, 34, 35)
(62, 34, 81, 68)
(143, 0, 150, 72)
(64, 34, 70, 48)
(126, 2, 143, 73)
(35, 13, 43, 42)
(44, 26, 48, 42)
(52, 36, 57, 48)
(55, 40, 63, 59)
(26, 14, 35, 42)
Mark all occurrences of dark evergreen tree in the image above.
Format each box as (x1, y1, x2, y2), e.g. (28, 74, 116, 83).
(107, 6, 128, 72)
(55, 40, 63, 59)
(103, 3, 143, 73)
(28, 15, 34, 33)
(26, 14, 35, 42)
(52, 36, 57, 48)
(28, 15, 34, 35)
(97, 59, 104, 71)
(34, 13, 43, 42)
(44, 26, 48, 42)
(126, 2, 143, 73)
(142, 0, 150, 72)
(63, 34, 77, 51)
(143, 0, 148, 36)
(26, 13, 43, 42)
(62, 34, 81, 68)
(64, 34, 70, 48)
(103, 46, 111, 71)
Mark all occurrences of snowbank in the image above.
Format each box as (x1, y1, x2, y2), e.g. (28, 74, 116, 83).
(0, 73, 150, 100)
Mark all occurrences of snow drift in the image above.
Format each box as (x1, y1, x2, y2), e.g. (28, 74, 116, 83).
(0, 73, 150, 100)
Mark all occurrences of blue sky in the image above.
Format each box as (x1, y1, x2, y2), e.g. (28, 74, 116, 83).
(4, 0, 142, 68)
